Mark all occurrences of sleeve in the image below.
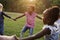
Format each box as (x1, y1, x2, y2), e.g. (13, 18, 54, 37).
(43, 25, 53, 35)
(24, 12, 27, 16)
(2, 12, 11, 18)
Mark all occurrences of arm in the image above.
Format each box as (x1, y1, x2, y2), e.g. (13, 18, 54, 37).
(15, 14, 25, 20)
(36, 15, 42, 20)
(2, 12, 12, 19)
(21, 28, 51, 40)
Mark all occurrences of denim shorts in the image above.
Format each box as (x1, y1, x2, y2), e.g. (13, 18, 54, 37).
(21, 26, 33, 35)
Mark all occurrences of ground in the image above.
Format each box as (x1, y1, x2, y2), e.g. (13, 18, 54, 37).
(4, 12, 44, 40)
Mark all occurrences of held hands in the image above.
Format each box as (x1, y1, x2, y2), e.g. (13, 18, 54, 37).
(13, 19, 16, 21)
(10, 18, 16, 21)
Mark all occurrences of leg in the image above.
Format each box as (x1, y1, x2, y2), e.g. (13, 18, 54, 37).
(20, 26, 28, 38)
(29, 28, 33, 36)
(0, 21, 4, 35)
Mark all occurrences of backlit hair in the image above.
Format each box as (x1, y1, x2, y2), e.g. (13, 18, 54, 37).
(0, 3, 3, 7)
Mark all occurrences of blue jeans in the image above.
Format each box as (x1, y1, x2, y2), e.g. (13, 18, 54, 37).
(20, 26, 33, 37)
(0, 19, 4, 35)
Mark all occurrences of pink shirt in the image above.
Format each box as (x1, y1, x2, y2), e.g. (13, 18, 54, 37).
(25, 12, 37, 28)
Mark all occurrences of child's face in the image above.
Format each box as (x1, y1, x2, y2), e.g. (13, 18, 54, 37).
(0, 6, 3, 12)
(0, 6, 2, 8)
(28, 6, 35, 14)
(0, 4, 3, 9)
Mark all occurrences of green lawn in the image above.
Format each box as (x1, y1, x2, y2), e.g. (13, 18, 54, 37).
(4, 12, 44, 40)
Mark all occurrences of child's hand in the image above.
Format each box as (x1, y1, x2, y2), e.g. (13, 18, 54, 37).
(11, 18, 16, 21)
(13, 19, 16, 21)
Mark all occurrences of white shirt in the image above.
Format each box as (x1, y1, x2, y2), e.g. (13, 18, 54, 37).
(55, 19, 60, 34)
(43, 25, 59, 40)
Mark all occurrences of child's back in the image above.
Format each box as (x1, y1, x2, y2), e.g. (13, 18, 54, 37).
(43, 25, 59, 40)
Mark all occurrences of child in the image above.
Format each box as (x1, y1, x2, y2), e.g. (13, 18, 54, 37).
(0, 3, 13, 35)
(21, 6, 60, 40)
(55, 12, 60, 40)
(14, 6, 42, 37)
(0, 35, 19, 40)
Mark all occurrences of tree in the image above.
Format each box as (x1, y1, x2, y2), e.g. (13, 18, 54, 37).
(41, 0, 51, 8)
(0, 0, 60, 13)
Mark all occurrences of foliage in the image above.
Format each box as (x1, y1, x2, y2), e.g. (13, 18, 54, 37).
(0, 0, 60, 13)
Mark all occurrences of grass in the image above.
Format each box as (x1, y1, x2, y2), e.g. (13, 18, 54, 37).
(4, 12, 44, 40)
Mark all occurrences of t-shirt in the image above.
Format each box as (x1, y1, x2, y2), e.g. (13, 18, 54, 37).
(25, 12, 37, 28)
(43, 25, 59, 40)
(55, 19, 60, 34)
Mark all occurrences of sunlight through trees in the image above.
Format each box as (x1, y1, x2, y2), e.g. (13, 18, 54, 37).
(0, 0, 60, 13)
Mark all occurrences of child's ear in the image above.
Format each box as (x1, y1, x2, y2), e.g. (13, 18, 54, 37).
(13, 35, 19, 40)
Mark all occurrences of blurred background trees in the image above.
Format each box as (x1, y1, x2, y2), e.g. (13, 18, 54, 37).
(0, 0, 60, 13)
